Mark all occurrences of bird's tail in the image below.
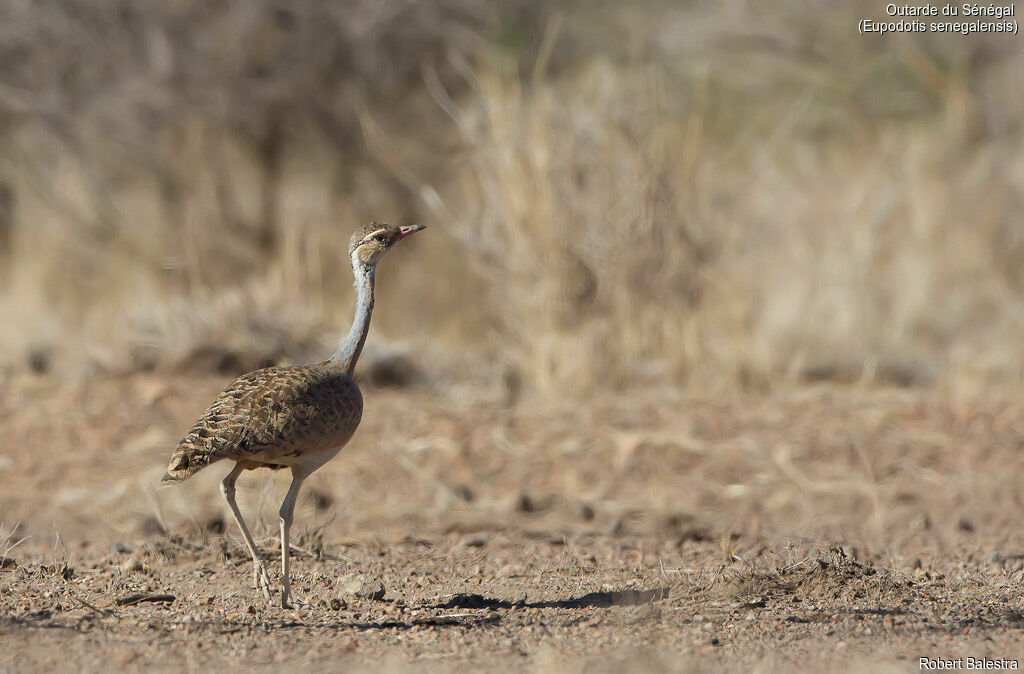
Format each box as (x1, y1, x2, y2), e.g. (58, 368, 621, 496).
(160, 447, 215, 484)
(160, 469, 187, 484)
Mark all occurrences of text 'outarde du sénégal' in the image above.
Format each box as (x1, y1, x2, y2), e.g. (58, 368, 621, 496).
(886, 4, 1015, 19)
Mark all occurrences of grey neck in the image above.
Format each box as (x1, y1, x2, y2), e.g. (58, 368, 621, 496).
(329, 260, 375, 376)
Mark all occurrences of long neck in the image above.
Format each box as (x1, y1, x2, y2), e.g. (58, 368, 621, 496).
(329, 260, 375, 375)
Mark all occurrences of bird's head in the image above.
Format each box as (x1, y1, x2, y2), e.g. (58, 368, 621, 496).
(348, 222, 426, 272)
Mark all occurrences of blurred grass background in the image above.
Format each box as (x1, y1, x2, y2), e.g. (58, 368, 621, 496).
(0, 0, 1022, 395)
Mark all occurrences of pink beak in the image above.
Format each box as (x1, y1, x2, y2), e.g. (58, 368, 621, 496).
(397, 224, 426, 239)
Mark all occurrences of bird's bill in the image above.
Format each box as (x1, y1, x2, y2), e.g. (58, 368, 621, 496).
(397, 224, 426, 239)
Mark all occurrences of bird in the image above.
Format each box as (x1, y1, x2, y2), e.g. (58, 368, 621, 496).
(161, 222, 426, 608)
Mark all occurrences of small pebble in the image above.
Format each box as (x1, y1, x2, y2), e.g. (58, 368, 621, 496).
(337, 573, 386, 601)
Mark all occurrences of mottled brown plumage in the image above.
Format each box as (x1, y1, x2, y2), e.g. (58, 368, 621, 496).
(161, 365, 362, 483)
(160, 222, 425, 607)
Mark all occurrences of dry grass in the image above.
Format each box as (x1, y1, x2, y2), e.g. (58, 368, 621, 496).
(434, 17, 1024, 393)
(0, 2, 1023, 396)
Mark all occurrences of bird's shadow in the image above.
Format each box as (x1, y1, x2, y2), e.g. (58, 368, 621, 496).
(342, 588, 669, 631)
(428, 588, 670, 611)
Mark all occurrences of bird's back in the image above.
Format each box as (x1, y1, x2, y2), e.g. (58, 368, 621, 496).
(162, 364, 362, 483)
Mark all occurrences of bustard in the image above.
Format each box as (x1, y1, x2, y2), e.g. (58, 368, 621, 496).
(161, 223, 426, 608)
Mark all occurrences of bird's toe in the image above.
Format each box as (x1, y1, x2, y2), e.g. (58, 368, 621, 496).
(281, 592, 307, 610)
(254, 565, 272, 598)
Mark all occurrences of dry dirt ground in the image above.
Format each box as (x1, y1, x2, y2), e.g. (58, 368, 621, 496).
(2, 374, 1024, 672)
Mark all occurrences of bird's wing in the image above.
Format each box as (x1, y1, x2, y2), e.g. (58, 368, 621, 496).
(161, 366, 361, 483)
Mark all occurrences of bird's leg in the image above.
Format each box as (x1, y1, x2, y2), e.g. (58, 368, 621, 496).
(278, 468, 307, 609)
(221, 463, 271, 599)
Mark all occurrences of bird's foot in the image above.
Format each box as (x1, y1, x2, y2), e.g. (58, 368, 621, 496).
(280, 589, 306, 610)
(253, 562, 272, 599)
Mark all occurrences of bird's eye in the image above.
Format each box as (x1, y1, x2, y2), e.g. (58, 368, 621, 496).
(373, 234, 387, 243)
